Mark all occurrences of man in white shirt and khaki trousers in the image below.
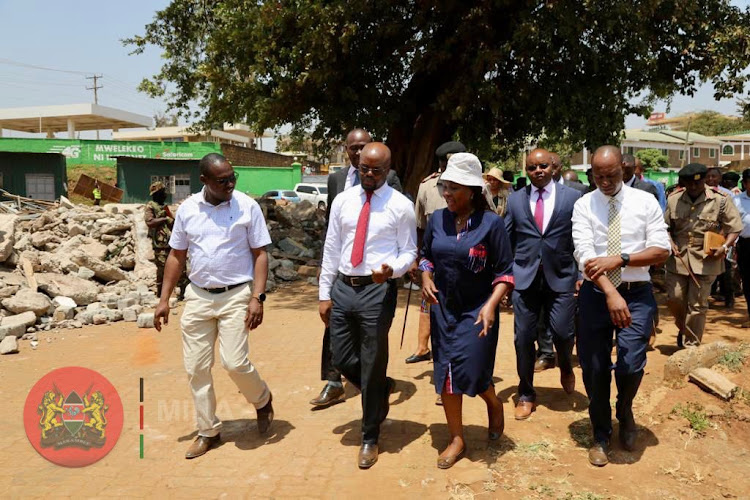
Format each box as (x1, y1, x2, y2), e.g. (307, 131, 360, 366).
(319, 142, 417, 469)
(572, 146, 670, 467)
(154, 153, 274, 459)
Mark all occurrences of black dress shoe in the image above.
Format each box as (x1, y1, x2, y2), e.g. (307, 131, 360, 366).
(358, 443, 379, 469)
(257, 393, 274, 434)
(185, 435, 220, 459)
(534, 358, 556, 372)
(619, 425, 638, 452)
(309, 384, 345, 407)
(405, 351, 431, 364)
(588, 441, 609, 466)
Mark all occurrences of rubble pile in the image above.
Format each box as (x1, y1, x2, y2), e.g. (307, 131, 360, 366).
(0, 197, 326, 354)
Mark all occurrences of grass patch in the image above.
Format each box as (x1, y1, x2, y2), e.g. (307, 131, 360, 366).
(718, 343, 749, 373)
(671, 402, 710, 434)
(559, 493, 607, 500)
(512, 440, 556, 460)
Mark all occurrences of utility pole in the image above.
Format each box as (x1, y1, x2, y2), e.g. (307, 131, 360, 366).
(86, 74, 103, 139)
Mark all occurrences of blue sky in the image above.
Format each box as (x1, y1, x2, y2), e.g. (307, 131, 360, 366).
(0, 0, 748, 140)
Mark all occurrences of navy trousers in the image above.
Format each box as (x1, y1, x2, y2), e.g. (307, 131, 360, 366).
(577, 281, 655, 444)
(329, 279, 396, 444)
(320, 327, 342, 383)
(512, 270, 576, 402)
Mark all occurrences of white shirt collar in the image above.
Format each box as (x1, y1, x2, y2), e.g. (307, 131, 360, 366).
(358, 182, 390, 199)
(198, 187, 233, 207)
(532, 179, 554, 194)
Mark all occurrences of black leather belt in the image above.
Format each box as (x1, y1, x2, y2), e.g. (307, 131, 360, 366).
(337, 273, 374, 287)
(194, 281, 249, 294)
(615, 281, 650, 293)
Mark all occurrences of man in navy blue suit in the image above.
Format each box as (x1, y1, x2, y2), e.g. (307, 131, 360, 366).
(504, 148, 583, 420)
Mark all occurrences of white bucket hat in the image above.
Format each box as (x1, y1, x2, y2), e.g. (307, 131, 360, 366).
(440, 152, 484, 187)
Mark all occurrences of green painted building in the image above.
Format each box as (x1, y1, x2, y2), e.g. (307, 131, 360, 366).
(116, 157, 302, 204)
(0, 152, 68, 201)
(0, 138, 221, 168)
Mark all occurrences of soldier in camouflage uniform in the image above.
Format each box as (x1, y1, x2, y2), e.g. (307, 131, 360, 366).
(144, 181, 187, 299)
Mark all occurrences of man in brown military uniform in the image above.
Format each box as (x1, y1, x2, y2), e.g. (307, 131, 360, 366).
(144, 181, 188, 299)
(664, 163, 743, 347)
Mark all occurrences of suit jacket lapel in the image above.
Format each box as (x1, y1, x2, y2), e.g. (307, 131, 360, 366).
(523, 185, 541, 235)
(544, 183, 565, 235)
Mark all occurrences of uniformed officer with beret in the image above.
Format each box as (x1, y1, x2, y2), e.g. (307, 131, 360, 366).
(664, 163, 743, 347)
(406, 141, 467, 371)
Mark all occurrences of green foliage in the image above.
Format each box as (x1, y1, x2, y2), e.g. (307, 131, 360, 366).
(718, 343, 749, 373)
(671, 403, 710, 434)
(126, 0, 750, 190)
(636, 149, 670, 171)
(687, 111, 750, 136)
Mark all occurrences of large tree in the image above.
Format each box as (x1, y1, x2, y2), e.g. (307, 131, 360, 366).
(127, 0, 750, 193)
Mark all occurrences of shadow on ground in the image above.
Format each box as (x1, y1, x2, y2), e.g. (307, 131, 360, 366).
(568, 417, 658, 464)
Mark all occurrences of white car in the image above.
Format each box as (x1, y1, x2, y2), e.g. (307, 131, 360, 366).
(294, 183, 328, 210)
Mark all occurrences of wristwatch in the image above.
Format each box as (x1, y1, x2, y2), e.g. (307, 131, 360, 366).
(252, 293, 266, 303)
(620, 253, 630, 268)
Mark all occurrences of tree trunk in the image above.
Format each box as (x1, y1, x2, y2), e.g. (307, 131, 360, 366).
(387, 107, 455, 196)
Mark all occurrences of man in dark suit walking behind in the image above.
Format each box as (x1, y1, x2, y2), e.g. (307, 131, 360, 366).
(504, 148, 582, 420)
(311, 128, 402, 408)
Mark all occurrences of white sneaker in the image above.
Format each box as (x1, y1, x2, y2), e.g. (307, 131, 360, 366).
(403, 282, 420, 291)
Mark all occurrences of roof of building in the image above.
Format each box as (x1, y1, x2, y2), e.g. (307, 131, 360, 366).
(623, 129, 721, 146)
(112, 124, 273, 143)
(0, 103, 152, 133)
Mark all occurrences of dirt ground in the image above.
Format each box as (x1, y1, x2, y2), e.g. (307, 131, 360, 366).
(1, 283, 749, 499)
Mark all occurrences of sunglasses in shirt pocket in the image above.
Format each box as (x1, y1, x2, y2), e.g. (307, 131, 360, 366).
(466, 243, 488, 274)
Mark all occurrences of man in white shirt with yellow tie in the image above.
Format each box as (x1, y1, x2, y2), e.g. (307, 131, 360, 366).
(319, 142, 417, 469)
(572, 145, 670, 467)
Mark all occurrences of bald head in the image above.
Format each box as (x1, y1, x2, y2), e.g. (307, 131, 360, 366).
(345, 128, 372, 167)
(358, 142, 391, 192)
(591, 145, 623, 196)
(525, 148, 554, 189)
(562, 170, 579, 183)
(621, 153, 636, 182)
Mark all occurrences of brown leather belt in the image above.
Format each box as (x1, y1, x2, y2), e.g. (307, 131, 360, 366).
(337, 273, 374, 287)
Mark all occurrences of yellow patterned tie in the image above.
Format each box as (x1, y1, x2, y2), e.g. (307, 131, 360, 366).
(607, 196, 622, 287)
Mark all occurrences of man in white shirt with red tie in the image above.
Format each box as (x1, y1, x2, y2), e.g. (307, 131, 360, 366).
(319, 142, 417, 469)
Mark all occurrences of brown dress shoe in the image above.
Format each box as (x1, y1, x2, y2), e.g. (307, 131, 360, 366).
(534, 358, 555, 372)
(561, 371, 576, 394)
(309, 384, 345, 407)
(257, 393, 274, 435)
(185, 435, 220, 459)
(358, 443, 379, 469)
(514, 401, 537, 420)
(588, 442, 609, 466)
(437, 447, 465, 469)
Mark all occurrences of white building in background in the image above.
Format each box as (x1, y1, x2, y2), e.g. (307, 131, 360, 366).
(113, 123, 273, 149)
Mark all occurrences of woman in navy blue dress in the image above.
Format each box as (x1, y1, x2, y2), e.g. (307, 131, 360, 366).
(419, 153, 514, 469)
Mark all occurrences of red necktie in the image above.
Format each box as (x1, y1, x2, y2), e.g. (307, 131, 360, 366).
(350, 191, 373, 267)
(534, 188, 545, 232)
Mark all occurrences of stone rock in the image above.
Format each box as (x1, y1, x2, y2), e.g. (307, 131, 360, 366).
(274, 267, 300, 281)
(52, 296, 77, 309)
(279, 259, 295, 269)
(86, 302, 104, 312)
(117, 297, 137, 310)
(266, 279, 277, 292)
(297, 265, 319, 277)
(0, 214, 17, 262)
(52, 306, 76, 322)
(139, 292, 157, 307)
(68, 224, 86, 237)
(13, 235, 29, 252)
(97, 293, 120, 309)
(0, 311, 37, 340)
(77, 267, 96, 280)
(169, 297, 178, 308)
(307, 277, 319, 286)
(36, 273, 99, 305)
(137, 313, 154, 328)
(92, 314, 107, 325)
(0, 285, 19, 299)
(30, 231, 58, 249)
(664, 341, 732, 385)
(689, 367, 739, 400)
(99, 220, 132, 235)
(1, 289, 52, 317)
(122, 305, 143, 322)
(278, 238, 308, 256)
(118, 254, 136, 270)
(26, 326, 36, 333)
(268, 255, 281, 271)
(70, 251, 128, 282)
(0, 335, 19, 354)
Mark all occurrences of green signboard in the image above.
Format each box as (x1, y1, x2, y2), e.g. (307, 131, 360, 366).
(0, 138, 221, 168)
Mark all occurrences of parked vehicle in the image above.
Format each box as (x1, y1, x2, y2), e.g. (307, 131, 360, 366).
(261, 190, 300, 203)
(294, 183, 328, 210)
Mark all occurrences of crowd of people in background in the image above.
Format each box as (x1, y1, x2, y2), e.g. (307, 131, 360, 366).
(149, 129, 750, 472)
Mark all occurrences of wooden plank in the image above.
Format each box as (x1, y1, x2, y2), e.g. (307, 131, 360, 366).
(688, 367, 738, 400)
(19, 257, 37, 292)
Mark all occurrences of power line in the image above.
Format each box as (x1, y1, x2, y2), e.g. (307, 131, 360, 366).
(0, 58, 91, 76)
